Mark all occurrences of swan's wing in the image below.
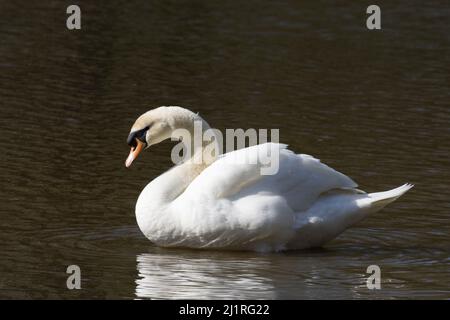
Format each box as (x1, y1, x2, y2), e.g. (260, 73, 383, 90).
(182, 143, 357, 212)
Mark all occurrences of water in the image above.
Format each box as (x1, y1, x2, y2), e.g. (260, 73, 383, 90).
(0, 0, 449, 299)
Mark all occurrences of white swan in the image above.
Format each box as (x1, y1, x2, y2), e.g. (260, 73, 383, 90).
(125, 106, 412, 252)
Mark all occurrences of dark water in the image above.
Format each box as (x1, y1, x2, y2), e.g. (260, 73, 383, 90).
(0, 0, 449, 299)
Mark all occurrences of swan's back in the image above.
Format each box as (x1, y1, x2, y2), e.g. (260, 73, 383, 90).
(181, 143, 357, 212)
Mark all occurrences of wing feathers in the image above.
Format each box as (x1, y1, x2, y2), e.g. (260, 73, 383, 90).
(183, 143, 357, 212)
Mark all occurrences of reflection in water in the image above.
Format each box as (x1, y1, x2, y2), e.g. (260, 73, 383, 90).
(135, 243, 450, 300)
(135, 251, 276, 299)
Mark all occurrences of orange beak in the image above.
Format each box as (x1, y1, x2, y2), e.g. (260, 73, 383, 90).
(125, 139, 145, 168)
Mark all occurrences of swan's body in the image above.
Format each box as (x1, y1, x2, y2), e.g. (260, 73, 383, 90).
(126, 106, 412, 252)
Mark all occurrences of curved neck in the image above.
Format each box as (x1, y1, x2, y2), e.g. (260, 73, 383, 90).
(139, 117, 219, 208)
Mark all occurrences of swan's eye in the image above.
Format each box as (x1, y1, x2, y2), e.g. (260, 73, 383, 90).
(127, 126, 149, 148)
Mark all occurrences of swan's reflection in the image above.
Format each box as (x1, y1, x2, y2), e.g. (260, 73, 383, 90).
(135, 249, 277, 299)
(134, 246, 382, 299)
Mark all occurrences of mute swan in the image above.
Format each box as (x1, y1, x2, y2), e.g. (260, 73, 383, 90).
(125, 106, 412, 252)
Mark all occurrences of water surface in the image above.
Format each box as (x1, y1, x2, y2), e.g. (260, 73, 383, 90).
(0, 0, 448, 299)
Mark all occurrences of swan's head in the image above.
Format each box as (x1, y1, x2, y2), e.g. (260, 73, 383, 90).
(125, 106, 198, 167)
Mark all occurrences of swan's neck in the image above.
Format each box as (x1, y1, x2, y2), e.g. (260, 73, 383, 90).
(137, 117, 218, 210)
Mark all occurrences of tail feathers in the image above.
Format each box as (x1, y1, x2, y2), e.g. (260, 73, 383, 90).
(368, 183, 414, 212)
